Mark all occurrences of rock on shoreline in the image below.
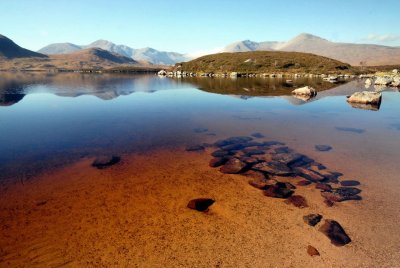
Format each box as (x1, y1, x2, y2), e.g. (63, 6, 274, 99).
(347, 91, 382, 105)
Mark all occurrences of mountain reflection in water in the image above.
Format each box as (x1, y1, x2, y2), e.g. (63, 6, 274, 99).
(0, 72, 399, 184)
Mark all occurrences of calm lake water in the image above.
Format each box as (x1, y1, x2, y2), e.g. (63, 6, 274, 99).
(0, 72, 399, 184)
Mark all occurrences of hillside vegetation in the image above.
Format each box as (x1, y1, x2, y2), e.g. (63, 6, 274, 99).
(176, 51, 356, 74)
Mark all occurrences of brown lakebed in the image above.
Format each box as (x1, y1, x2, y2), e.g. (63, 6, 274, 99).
(1, 73, 400, 267)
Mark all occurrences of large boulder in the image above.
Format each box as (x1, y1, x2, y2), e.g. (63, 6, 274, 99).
(374, 76, 392, 85)
(390, 76, 400, 87)
(292, 86, 316, 96)
(347, 91, 382, 105)
(157, 70, 167, 76)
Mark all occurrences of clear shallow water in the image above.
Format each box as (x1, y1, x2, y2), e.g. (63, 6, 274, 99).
(0, 72, 399, 183)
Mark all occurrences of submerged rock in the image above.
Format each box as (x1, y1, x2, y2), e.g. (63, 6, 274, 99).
(272, 153, 303, 166)
(187, 198, 215, 212)
(334, 187, 362, 197)
(260, 141, 284, 147)
(316, 183, 332, 191)
(214, 136, 253, 147)
(285, 195, 308, 208)
(209, 157, 229, 167)
(303, 214, 323, 226)
(319, 220, 352, 246)
(242, 170, 268, 181)
(321, 189, 362, 203)
(297, 180, 312, 186)
(294, 167, 325, 182)
(251, 132, 265, 138)
(292, 86, 317, 96)
(220, 158, 247, 174)
(238, 156, 259, 165)
(307, 245, 320, 256)
(347, 91, 382, 105)
(335, 127, 365, 134)
(315, 145, 332, 152)
(186, 145, 205, 152)
(243, 148, 265, 156)
(91, 155, 121, 169)
(340, 180, 360, 187)
(263, 182, 294, 198)
(253, 161, 293, 176)
(246, 171, 276, 190)
(220, 143, 244, 151)
(211, 150, 232, 157)
(193, 127, 208, 133)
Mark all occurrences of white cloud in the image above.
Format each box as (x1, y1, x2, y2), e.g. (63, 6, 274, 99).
(364, 34, 400, 42)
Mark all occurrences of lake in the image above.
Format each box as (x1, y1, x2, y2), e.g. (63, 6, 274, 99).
(1, 72, 399, 267)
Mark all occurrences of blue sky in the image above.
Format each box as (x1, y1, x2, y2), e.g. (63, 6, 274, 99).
(1, 0, 399, 53)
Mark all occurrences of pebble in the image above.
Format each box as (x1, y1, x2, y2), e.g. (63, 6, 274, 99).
(187, 198, 215, 212)
(303, 214, 323, 226)
(307, 245, 320, 256)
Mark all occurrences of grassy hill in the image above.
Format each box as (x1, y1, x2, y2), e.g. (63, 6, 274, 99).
(176, 51, 356, 74)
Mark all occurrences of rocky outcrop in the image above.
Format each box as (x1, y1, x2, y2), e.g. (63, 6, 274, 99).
(374, 77, 392, 85)
(347, 91, 382, 105)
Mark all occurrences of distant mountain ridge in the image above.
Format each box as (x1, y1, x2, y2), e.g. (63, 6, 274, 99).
(0, 34, 146, 71)
(222, 33, 400, 66)
(39, 39, 187, 65)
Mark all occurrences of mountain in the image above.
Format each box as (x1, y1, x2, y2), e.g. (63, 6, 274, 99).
(0, 34, 47, 59)
(38, 43, 81, 54)
(223, 33, 400, 66)
(83, 40, 133, 58)
(224, 40, 283, 52)
(52, 48, 138, 65)
(131, 47, 187, 65)
(0, 36, 141, 71)
(38, 39, 187, 65)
